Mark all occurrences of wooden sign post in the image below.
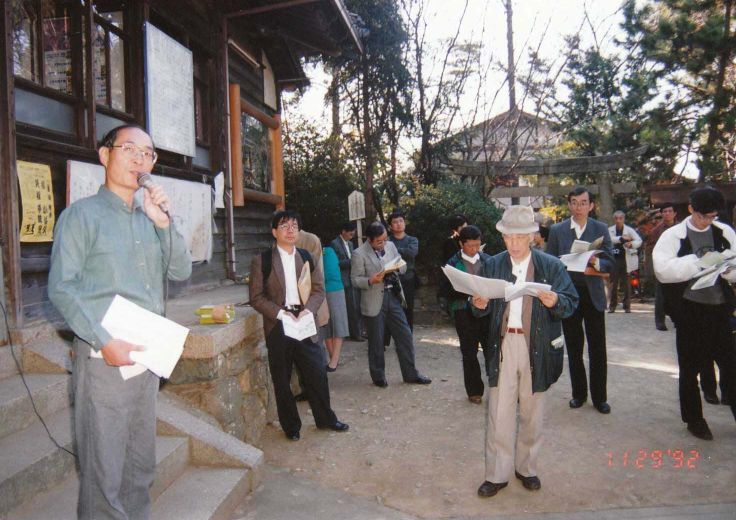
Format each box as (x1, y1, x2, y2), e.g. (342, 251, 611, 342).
(348, 190, 365, 245)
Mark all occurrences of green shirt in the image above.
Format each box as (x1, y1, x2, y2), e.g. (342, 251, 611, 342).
(48, 186, 192, 351)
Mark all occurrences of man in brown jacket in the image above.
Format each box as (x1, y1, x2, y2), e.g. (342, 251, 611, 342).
(250, 210, 348, 440)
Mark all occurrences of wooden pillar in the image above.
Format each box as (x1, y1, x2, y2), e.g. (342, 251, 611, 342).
(228, 84, 245, 206)
(270, 114, 285, 209)
(83, 0, 97, 147)
(0, 1, 22, 328)
(595, 172, 614, 224)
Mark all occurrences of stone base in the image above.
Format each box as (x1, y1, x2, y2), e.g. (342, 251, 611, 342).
(164, 306, 277, 445)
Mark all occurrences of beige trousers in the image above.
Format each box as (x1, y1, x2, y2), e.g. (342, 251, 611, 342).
(484, 333, 545, 483)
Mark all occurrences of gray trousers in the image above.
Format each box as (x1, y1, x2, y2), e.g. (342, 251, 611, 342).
(364, 291, 420, 383)
(74, 338, 159, 520)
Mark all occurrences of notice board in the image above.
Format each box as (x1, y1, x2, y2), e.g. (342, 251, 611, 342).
(144, 22, 196, 157)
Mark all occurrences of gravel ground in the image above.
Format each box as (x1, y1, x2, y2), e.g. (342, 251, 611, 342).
(246, 302, 736, 518)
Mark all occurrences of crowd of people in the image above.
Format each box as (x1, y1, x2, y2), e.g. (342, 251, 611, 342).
(45, 125, 736, 519)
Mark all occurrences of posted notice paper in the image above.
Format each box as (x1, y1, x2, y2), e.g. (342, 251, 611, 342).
(101, 295, 190, 380)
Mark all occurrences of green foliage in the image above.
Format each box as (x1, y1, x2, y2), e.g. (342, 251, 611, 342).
(283, 117, 359, 242)
(622, 0, 736, 181)
(402, 181, 503, 273)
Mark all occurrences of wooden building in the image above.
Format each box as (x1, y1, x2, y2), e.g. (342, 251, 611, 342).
(0, 0, 362, 329)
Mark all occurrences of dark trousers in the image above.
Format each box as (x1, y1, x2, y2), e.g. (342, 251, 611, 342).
(673, 301, 736, 424)
(265, 324, 337, 435)
(654, 281, 666, 327)
(609, 257, 631, 311)
(365, 291, 420, 383)
(563, 283, 608, 405)
(384, 273, 415, 346)
(454, 308, 490, 397)
(344, 283, 364, 338)
(699, 358, 725, 397)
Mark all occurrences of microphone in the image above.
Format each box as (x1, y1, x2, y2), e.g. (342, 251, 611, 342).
(137, 173, 170, 215)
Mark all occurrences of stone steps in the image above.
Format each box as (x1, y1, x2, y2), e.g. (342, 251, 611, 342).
(1, 300, 264, 519)
(0, 406, 75, 515)
(0, 346, 20, 380)
(151, 467, 250, 520)
(0, 374, 70, 439)
(5, 435, 194, 519)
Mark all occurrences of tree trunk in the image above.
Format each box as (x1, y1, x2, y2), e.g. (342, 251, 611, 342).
(505, 0, 519, 203)
(329, 71, 341, 164)
(361, 56, 375, 220)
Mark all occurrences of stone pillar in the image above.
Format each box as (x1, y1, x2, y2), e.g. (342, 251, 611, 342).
(595, 172, 614, 225)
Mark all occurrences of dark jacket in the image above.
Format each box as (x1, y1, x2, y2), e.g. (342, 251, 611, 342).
(546, 217, 614, 312)
(473, 248, 578, 393)
(444, 250, 493, 313)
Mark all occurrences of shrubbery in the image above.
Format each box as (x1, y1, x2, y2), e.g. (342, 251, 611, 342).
(401, 181, 504, 276)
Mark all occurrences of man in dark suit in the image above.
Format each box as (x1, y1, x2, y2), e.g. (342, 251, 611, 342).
(330, 221, 364, 341)
(250, 210, 349, 440)
(546, 187, 615, 414)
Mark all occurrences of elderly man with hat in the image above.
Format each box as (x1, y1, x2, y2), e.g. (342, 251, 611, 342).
(472, 206, 578, 498)
(653, 186, 736, 440)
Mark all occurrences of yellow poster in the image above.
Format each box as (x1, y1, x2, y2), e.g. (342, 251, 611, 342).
(17, 160, 55, 242)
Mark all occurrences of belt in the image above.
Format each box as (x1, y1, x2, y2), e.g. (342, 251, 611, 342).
(284, 304, 303, 313)
(506, 327, 524, 335)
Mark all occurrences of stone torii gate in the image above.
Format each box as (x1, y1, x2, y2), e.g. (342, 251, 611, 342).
(444, 146, 647, 224)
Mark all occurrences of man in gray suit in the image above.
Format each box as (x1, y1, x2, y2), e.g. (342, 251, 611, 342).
(546, 187, 615, 414)
(330, 221, 364, 341)
(351, 221, 432, 387)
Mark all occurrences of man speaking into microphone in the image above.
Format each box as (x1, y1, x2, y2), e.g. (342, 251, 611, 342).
(48, 124, 192, 519)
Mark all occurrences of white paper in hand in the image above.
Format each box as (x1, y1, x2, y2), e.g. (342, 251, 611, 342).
(101, 295, 190, 380)
(282, 311, 317, 341)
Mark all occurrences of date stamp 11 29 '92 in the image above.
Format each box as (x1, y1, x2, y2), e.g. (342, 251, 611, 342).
(607, 449, 700, 470)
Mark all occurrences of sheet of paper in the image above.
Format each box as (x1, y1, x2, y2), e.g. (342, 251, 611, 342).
(570, 236, 603, 254)
(382, 255, 406, 273)
(560, 250, 598, 272)
(297, 262, 311, 304)
(101, 295, 190, 380)
(504, 282, 552, 301)
(282, 311, 317, 341)
(441, 265, 508, 299)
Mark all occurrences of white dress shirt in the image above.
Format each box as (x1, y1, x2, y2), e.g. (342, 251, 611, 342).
(342, 238, 352, 259)
(507, 252, 532, 328)
(276, 246, 301, 321)
(570, 218, 587, 239)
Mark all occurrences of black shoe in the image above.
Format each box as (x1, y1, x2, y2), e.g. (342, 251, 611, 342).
(326, 365, 337, 373)
(373, 379, 388, 388)
(624, 309, 631, 313)
(608, 309, 615, 313)
(515, 471, 541, 491)
(656, 324, 668, 331)
(687, 420, 713, 440)
(285, 431, 300, 441)
(569, 398, 586, 409)
(703, 392, 720, 405)
(594, 402, 611, 414)
(408, 374, 432, 385)
(477, 481, 508, 498)
(294, 392, 308, 402)
(318, 420, 349, 432)
(350, 336, 366, 342)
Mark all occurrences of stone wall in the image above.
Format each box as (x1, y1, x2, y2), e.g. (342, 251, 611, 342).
(163, 307, 277, 445)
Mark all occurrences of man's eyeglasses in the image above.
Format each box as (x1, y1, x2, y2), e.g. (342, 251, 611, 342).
(109, 142, 158, 163)
(569, 200, 590, 208)
(278, 223, 299, 232)
(694, 212, 718, 222)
